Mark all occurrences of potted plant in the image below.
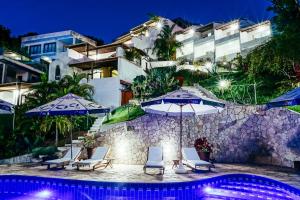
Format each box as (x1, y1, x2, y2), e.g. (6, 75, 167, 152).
(194, 137, 213, 161)
(83, 133, 96, 158)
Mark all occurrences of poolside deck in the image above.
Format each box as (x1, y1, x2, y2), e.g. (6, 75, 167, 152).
(0, 163, 299, 189)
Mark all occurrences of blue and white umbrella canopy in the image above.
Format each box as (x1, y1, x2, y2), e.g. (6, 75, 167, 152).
(141, 89, 225, 116)
(0, 99, 14, 115)
(267, 87, 300, 108)
(26, 93, 110, 116)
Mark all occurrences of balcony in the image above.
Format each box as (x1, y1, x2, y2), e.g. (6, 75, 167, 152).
(215, 32, 240, 45)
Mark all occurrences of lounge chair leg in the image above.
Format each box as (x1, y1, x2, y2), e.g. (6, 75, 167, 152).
(143, 167, 146, 174)
(47, 164, 50, 170)
(77, 165, 79, 170)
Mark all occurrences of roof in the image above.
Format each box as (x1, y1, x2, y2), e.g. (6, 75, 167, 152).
(114, 19, 158, 43)
(0, 56, 43, 74)
(240, 21, 271, 32)
(215, 20, 240, 30)
(21, 30, 97, 46)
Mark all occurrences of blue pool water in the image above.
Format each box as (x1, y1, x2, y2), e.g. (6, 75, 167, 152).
(0, 174, 299, 200)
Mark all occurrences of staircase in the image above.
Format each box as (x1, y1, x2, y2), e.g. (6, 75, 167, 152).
(88, 116, 105, 134)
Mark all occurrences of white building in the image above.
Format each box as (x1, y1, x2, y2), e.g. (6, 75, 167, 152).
(176, 19, 272, 71)
(0, 48, 43, 105)
(46, 17, 181, 108)
(21, 30, 97, 63)
(17, 17, 272, 108)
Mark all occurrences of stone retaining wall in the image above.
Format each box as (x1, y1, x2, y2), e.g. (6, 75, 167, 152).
(96, 105, 300, 167)
(0, 154, 32, 165)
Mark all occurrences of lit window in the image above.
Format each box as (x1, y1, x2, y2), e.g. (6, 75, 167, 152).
(43, 42, 56, 53)
(29, 45, 41, 55)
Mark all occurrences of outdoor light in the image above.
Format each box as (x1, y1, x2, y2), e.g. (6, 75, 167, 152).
(156, 22, 162, 29)
(218, 79, 231, 90)
(145, 30, 149, 37)
(189, 29, 195, 35)
(35, 190, 52, 198)
(203, 186, 213, 194)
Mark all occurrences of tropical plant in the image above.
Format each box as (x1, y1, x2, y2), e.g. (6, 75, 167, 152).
(83, 133, 96, 148)
(267, 0, 300, 63)
(131, 66, 180, 100)
(153, 24, 182, 61)
(40, 116, 72, 146)
(194, 137, 213, 153)
(125, 48, 144, 63)
(7, 72, 95, 158)
(53, 73, 94, 100)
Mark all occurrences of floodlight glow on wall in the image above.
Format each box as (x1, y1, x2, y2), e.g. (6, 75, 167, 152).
(218, 79, 231, 90)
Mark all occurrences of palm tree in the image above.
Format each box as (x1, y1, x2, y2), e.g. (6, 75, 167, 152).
(153, 24, 182, 61)
(52, 73, 94, 100)
(40, 116, 72, 146)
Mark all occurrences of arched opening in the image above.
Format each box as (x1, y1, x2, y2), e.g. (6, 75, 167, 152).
(55, 65, 61, 80)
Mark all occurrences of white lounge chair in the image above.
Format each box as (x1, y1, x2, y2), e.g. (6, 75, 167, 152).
(73, 147, 110, 171)
(182, 147, 212, 171)
(143, 147, 165, 174)
(43, 147, 82, 169)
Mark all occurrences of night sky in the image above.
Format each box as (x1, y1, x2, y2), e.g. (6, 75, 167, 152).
(0, 0, 273, 43)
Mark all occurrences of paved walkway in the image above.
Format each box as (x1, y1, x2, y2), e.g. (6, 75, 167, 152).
(0, 163, 300, 189)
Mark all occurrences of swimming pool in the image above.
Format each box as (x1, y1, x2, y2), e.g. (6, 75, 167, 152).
(0, 174, 299, 200)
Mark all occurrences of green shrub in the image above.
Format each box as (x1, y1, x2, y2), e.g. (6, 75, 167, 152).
(32, 146, 58, 158)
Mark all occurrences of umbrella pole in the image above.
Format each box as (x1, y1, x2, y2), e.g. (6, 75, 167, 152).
(55, 122, 58, 146)
(70, 117, 73, 159)
(86, 114, 89, 130)
(180, 105, 183, 161)
(175, 105, 187, 174)
(12, 112, 15, 132)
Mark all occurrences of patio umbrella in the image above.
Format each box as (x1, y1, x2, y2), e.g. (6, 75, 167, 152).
(141, 89, 225, 173)
(267, 87, 300, 108)
(0, 99, 15, 130)
(26, 93, 110, 158)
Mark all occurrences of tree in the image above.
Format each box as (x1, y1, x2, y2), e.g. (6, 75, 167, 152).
(0, 25, 37, 53)
(40, 116, 72, 146)
(153, 24, 182, 61)
(237, 0, 300, 80)
(131, 66, 179, 100)
(52, 73, 94, 100)
(268, 0, 300, 62)
(12, 73, 95, 154)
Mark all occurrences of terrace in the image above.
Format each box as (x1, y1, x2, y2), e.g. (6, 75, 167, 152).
(0, 164, 300, 188)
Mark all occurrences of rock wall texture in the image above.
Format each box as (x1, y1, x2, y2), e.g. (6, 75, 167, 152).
(96, 105, 300, 167)
(0, 154, 32, 165)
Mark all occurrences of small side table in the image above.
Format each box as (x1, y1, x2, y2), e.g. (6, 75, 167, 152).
(172, 160, 180, 169)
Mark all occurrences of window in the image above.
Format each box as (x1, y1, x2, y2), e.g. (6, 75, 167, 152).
(55, 65, 61, 80)
(43, 42, 56, 53)
(29, 45, 41, 55)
